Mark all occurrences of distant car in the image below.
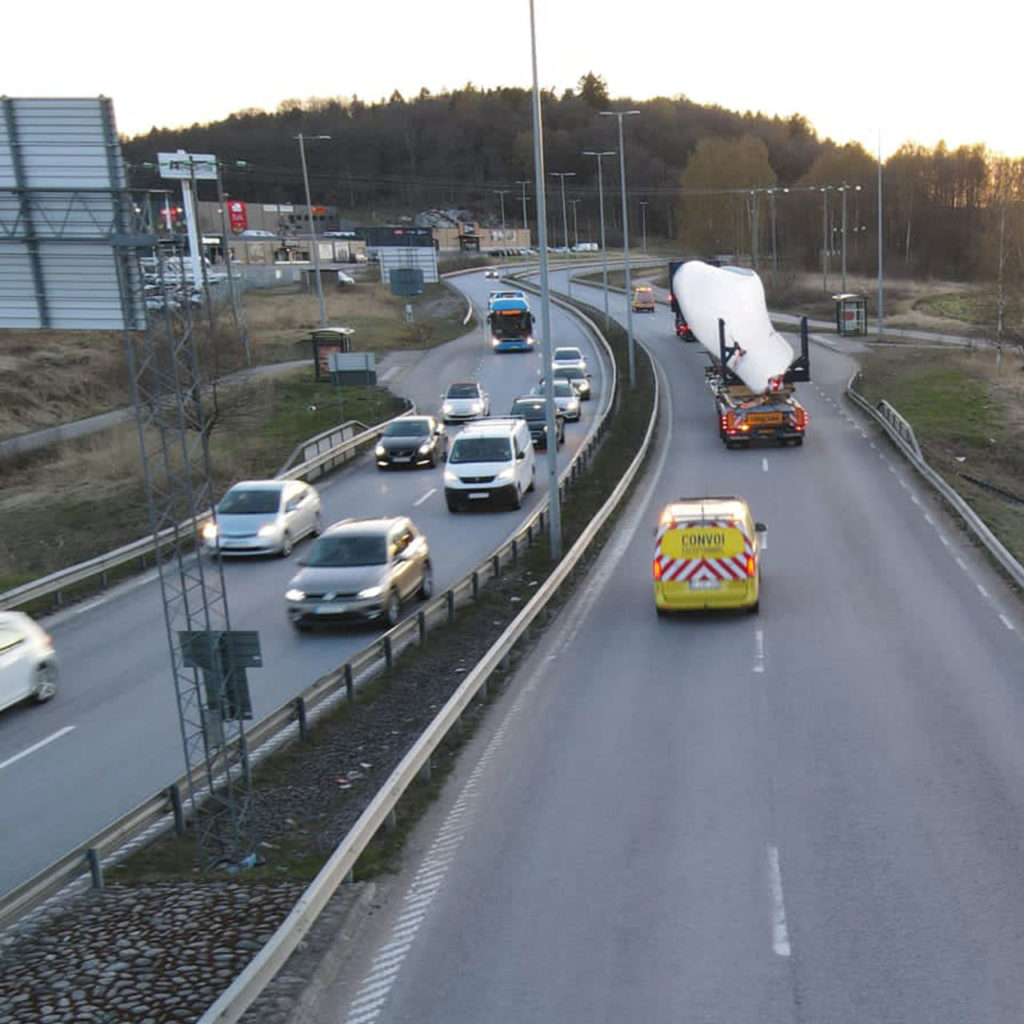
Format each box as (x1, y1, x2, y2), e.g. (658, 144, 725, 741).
(510, 395, 565, 449)
(632, 285, 656, 312)
(441, 380, 490, 423)
(543, 364, 592, 401)
(552, 346, 588, 374)
(375, 415, 448, 469)
(485, 268, 500, 279)
(336, 270, 355, 286)
(675, 314, 696, 342)
(549, 378, 581, 422)
(239, 229, 276, 238)
(0, 611, 59, 714)
(285, 516, 432, 630)
(202, 479, 322, 557)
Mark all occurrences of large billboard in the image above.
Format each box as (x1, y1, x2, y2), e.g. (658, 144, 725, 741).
(0, 96, 149, 330)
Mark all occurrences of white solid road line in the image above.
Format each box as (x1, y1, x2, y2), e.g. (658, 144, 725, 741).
(413, 488, 436, 507)
(0, 725, 75, 772)
(753, 629, 765, 674)
(768, 844, 791, 957)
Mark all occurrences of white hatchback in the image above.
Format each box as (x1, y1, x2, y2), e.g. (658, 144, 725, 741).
(0, 611, 59, 714)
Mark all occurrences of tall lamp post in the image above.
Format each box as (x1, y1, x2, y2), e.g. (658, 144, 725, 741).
(569, 198, 580, 251)
(639, 201, 649, 254)
(583, 149, 615, 327)
(838, 182, 861, 293)
(820, 184, 835, 294)
(494, 189, 510, 258)
(600, 109, 640, 387)
(296, 132, 331, 328)
(549, 171, 576, 298)
(529, 0, 561, 559)
(516, 179, 531, 242)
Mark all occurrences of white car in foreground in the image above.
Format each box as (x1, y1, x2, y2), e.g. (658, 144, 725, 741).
(0, 611, 59, 713)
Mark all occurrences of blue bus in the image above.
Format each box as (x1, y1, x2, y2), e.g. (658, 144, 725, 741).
(487, 297, 535, 352)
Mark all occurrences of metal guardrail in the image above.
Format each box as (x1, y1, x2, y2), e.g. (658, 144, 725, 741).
(199, 321, 655, 1024)
(0, 296, 620, 937)
(847, 372, 1024, 590)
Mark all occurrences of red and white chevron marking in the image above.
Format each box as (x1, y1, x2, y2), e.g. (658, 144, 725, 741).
(654, 520, 753, 583)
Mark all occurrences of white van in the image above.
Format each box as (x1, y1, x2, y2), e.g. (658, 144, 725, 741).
(444, 418, 536, 512)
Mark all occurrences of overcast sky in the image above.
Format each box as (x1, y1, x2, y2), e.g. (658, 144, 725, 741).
(8, 0, 1021, 165)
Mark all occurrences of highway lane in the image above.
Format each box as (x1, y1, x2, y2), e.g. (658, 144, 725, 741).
(0, 272, 607, 897)
(310, 277, 1024, 1024)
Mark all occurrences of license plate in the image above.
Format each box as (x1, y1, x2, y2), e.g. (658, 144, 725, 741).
(315, 602, 351, 613)
(746, 412, 783, 425)
(468, 492, 489, 500)
(690, 579, 720, 590)
(392, 456, 411, 462)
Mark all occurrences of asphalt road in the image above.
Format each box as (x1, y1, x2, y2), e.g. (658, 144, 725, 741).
(0, 272, 605, 897)
(304, 274, 1024, 1024)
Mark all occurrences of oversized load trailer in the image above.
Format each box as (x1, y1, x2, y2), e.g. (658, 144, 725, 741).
(670, 260, 809, 447)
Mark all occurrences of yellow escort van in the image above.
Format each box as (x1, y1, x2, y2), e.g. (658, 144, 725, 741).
(652, 496, 765, 614)
(632, 285, 656, 313)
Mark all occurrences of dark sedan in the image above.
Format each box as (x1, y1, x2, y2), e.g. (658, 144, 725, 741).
(509, 396, 564, 449)
(375, 416, 448, 469)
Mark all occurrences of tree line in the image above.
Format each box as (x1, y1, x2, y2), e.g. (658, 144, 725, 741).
(122, 73, 1024, 290)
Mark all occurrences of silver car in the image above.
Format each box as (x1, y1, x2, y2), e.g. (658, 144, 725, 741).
(285, 516, 432, 630)
(549, 378, 581, 421)
(0, 611, 59, 714)
(202, 479, 322, 557)
(552, 346, 588, 374)
(441, 381, 491, 423)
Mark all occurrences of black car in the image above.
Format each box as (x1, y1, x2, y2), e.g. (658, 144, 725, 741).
(374, 416, 448, 468)
(509, 396, 564, 449)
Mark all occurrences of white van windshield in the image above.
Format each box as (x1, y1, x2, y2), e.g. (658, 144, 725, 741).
(449, 437, 513, 463)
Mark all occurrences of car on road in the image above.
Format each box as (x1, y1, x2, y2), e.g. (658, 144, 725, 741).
(653, 496, 765, 615)
(202, 479, 322, 558)
(375, 416, 448, 469)
(543, 364, 592, 401)
(0, 611, 59, 713)
(552, 346, 588, 374)
(444, 418, 536, 512)
(441, 380, 491, 423)
(510, 395, 565, 449)
(548, 378, 581, 422)
(632, 285, 656, 312)
(285, 516, 432, 630)
(485, 268, 500, 279)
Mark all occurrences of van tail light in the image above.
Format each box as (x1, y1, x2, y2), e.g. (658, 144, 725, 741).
(745, 555, 756, 577)
(652, 559, 663, 580)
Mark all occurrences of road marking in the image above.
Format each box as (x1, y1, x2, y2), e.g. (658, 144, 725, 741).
(977, 583, 990, 598)
(768, 844, 791, 956)
(956, 557, 968, 571)
(753, 629, 765, 674)
(0, 725, 75, 772)
(1000, 614, 1016, 631)
(413, 488, 436, 507)
(939, 534, 950, 547)
(762, 457, 769, 473)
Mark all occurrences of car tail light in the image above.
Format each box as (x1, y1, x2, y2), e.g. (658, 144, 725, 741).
(745, 555, 756, 577)
(652, 559, 663, 580)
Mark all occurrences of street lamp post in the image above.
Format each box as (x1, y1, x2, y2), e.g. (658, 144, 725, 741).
(528, 0, 561, 559)
(820, 185, 834, 293)
(569, 197, 580, 251)
(583, 149, 615, 328)
(600, 109, 640, 387)
(516, 179, 531, 240)
(639, 201, 649, 254)
(838, 182, 862, 293)
(549, 171, 576, 298)
(296, 132, 331, 328)
(494, 189, 510, 258)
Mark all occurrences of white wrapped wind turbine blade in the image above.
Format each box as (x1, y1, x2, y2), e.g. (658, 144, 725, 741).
(673, 261, 795, 394)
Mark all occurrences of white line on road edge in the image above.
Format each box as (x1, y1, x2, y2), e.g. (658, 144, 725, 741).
(0, 725, 75, 772)
(753, 629, 765, 674)
(768, 844, 791, 957)
(1000, 614, 1016, 631)
(412, 488, 436, 507)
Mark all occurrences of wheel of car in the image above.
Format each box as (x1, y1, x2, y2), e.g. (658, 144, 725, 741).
(426, 450, 436, 468)
(280, 532, 294, 558)
(418, 561, 434, 599)
(32, 663, 58, 703)
(527, 466, 536, 492)
(384, 591, 401, 627)
(511, 483, 523, 510)
(312, 511, 324, 536)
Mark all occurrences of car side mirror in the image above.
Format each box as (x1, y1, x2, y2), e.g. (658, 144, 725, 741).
(516, 450, 525, 460)
(755, 522, 767, 532)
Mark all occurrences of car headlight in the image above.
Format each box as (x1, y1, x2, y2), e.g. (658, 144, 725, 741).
(257, 524, 279, 538)
(496, 467, 515, 481)
(285, 588, 306, 601)
(471, 401, 483, 413)
(418, 442, 432, 454)
(444, 469, 458, 483)
(358, 584, 385, 599)
(375, 444, 386, 457)
(442, 402, 454, 414)
(201, 522, 218, 541)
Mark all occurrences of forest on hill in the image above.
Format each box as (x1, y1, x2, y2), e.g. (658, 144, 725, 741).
(122, 73, 1024, 289)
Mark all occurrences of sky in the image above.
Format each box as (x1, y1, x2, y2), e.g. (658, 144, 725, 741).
(8, 0, 1023, 165)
